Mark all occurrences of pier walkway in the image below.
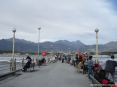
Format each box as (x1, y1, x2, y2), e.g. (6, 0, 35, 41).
(0, 62, 90, 87)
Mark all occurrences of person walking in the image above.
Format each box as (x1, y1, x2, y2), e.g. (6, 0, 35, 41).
(62, 57, 64, 63)
(83, 59, 88, 74)
(87, 56, 94, 79)
(75, 54, 79, 66)
(105, 55, 117, 82)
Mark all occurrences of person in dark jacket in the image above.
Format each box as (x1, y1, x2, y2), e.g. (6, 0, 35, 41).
(23, 56, 32, 72)
(75, 54, 79, 65)
(105, 55, 117, 82)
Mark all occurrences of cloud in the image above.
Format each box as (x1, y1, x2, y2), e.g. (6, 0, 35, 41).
(0, 0, 117, 44)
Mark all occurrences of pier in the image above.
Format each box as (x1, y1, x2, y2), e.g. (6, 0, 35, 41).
(0, 62, 90, 87)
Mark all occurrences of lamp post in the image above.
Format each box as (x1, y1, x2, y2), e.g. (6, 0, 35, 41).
(12, 29, 16, 71)
(38, 27, 41, 58)
(95, 28, 99, 63)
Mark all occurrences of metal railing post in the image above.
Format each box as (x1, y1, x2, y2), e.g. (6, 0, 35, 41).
(10, 59, 12, 72)
(14, 59, 16, 71)
(22, 58, 24, 68)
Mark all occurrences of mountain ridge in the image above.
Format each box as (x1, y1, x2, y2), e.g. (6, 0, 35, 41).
(0, 38, 117, 52)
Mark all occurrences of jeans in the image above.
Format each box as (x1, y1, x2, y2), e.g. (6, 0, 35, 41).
(88, 68, 94, 79)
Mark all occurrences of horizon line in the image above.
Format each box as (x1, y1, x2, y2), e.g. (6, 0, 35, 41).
(0, 37, 116, 45)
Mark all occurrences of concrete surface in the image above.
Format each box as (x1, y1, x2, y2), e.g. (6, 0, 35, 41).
(0, 62, 90, 87)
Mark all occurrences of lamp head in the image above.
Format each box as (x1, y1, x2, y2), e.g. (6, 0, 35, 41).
(95, 28, 99, 33)
(38, 27, 41, 30)
(12, 29, 16, 33)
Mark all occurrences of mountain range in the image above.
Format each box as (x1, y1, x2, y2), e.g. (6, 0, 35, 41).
(0, 38, 117, 53)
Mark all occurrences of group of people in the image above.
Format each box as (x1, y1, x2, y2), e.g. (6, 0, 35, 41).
(93, 55, 117, 87)
(22, 53, 117, 86)
(88, 55, 117, 82)
(61, 55, 71, 63)
(73, 53, 117, 86)
(22, 55, 47, 72)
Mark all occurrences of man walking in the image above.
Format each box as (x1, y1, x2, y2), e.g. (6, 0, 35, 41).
(87, 56, 94, 79)
(105, 55, 117, 82)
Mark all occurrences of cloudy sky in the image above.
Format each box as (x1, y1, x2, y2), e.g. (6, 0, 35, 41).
(0, 0, 117, 44)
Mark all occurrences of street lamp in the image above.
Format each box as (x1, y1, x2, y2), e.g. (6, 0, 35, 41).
(12, 29, 16, 59)
(38, 27, 41, 58)
(12, 28, 16, 71)
(95, 28, 99, 63)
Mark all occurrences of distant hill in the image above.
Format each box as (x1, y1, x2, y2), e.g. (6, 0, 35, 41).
(0, 38, 117, 53)
(0, 38, 37, 52)
(104, 41, 117, 52)
(41, 40, 86, 52)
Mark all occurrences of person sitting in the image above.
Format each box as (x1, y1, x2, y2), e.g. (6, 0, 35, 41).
(23, 56, 32, 72)
(93, 62, 102, 74)
(94, 70, 115, 87)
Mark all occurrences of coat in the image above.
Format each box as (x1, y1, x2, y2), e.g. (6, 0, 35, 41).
(105, 60, 117, 73)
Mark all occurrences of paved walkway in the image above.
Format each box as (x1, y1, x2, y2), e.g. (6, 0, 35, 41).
(0, 62, 90, 87)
